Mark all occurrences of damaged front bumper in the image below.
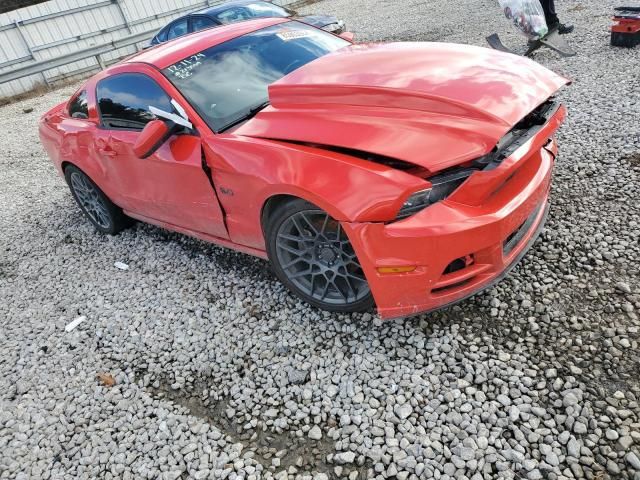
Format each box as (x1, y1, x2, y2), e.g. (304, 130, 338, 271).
(342, 105, 565, 320)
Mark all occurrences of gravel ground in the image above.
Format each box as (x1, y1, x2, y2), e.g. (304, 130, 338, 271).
(1, 0, 639, 479)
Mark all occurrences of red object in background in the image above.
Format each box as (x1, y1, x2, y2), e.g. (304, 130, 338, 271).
(611, 7, 640, 47)
(39, 18, 570, 319)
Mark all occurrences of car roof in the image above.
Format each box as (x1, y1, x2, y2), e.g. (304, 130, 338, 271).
(127, 17, 288, 69)
(194, 0, 282, 16)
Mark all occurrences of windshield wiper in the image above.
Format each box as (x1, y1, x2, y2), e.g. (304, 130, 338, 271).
(218, 101, 270, 133)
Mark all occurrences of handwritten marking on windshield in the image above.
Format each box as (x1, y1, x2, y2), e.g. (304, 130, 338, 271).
(276, 30, 313, 41)
(167, 53, 206, 79)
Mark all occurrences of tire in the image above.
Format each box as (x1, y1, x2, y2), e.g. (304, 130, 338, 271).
(266, 199, 375, 313)
(64, 164, 130, 235)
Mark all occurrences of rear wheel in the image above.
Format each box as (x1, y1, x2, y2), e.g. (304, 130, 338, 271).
(266, 199, 374, 312)
(64, 165, 130, 235)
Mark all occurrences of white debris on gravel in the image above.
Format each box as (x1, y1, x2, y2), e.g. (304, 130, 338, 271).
(114, 261, 129, 270)
(1, 0, 639, 479)
(64, 315, 87, 332)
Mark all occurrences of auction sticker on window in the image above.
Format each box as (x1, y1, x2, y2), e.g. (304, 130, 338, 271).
(276, 29, 313, 41)
(167, 53, 206, 79)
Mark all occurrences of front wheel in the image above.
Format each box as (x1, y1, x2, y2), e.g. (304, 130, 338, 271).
(64, 165, 130, 235)
(266, 199, 374, 313)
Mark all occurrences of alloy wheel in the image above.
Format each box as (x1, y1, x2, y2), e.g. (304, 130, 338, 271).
(275, 210, 370, 306)
(70, 171, 112, 229)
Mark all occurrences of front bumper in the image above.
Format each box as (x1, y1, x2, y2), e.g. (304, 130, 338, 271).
(342, 106, 564, 320)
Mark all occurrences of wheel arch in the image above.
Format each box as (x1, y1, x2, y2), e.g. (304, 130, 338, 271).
(259, 189, 348, 240)
(61, 160, 122, 211)
(61, 160, 75, 174)
(261, 194, 297, 238)
(61, 160, 102, 189)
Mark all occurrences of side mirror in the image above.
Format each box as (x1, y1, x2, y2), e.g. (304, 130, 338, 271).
(135, 100, 194, 159)
(133, 120, 175, 159)
(339, 31, 355, 42)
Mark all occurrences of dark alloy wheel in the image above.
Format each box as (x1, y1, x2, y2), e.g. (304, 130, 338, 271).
(64, 165, 130, 235)
(267, 199, 374, 312)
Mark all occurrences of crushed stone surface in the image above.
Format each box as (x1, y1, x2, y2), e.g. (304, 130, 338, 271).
(1, 0, 639, 478)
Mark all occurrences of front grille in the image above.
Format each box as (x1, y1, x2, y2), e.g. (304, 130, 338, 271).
(503, 204, 542, 255)
(473, 99, 560, 171)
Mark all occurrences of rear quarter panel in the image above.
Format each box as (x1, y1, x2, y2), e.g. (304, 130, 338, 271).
(38, 76, 132, 209)
(39, 101, 114, 199)
(39, 101, 67, 175)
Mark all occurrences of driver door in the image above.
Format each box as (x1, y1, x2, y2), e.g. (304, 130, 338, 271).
(92, 72, 228, 239)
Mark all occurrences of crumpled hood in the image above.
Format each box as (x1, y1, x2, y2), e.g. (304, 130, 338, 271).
(235, 42, 569, 172)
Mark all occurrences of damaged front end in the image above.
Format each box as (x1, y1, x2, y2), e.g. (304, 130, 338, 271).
(393, 98, 563, 220)
(340, 97, 566, 318)
(238, 42, 570, 188)
(472, 99, 562, 171)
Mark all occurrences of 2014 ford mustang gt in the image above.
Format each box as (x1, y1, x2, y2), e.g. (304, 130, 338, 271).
(39, 18, 569, 319)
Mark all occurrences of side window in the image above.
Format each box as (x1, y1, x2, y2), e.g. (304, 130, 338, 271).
(68, 90, 88, 119)
(191, 15, 217, 33)
(215, 7, 248, 24)
(167, 18, 188, 40)
(97, 73, 173, 130)
(153, 27, 168, 44)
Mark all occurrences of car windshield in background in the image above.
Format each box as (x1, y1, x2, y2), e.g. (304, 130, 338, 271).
(214, 2, 291, 24)
(163, 22, 349, 132)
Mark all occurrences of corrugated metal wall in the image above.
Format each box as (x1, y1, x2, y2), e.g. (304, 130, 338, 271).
(0, 0, 300, 99)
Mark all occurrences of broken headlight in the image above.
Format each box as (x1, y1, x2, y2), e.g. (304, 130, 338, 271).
(397, 188, 433, 219)
(396, 168, 476, 219)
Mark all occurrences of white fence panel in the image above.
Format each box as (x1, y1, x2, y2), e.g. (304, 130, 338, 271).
(0, 0, 310, 100)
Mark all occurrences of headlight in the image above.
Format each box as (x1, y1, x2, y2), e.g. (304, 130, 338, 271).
(397, 188, 433, 219)
(396, 168, 476, 219)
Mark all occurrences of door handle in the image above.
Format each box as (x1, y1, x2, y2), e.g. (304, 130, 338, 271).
(98, 146, 117, 157)
(95, 139, 117, 157)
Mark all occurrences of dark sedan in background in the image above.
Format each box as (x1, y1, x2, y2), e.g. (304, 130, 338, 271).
(149, 0, 345, 45)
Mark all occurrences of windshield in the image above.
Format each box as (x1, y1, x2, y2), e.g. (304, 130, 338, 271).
(163, 22, 349, 132)
(214, 2, 291, 24)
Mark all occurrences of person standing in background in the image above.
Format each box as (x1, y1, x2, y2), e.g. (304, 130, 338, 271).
(540, 0, 574, 34)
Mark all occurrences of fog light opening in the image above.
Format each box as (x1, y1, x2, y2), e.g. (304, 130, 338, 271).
(443, 255, 474, 275)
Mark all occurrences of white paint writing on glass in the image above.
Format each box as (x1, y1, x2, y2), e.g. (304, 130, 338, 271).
(167, 53, 206, 79)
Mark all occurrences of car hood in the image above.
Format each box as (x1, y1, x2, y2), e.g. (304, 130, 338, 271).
(297, 14, 339, 28)
(235, 42, 569, 173)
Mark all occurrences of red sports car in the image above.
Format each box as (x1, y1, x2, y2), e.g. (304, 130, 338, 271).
(40, 18, 569, 319)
